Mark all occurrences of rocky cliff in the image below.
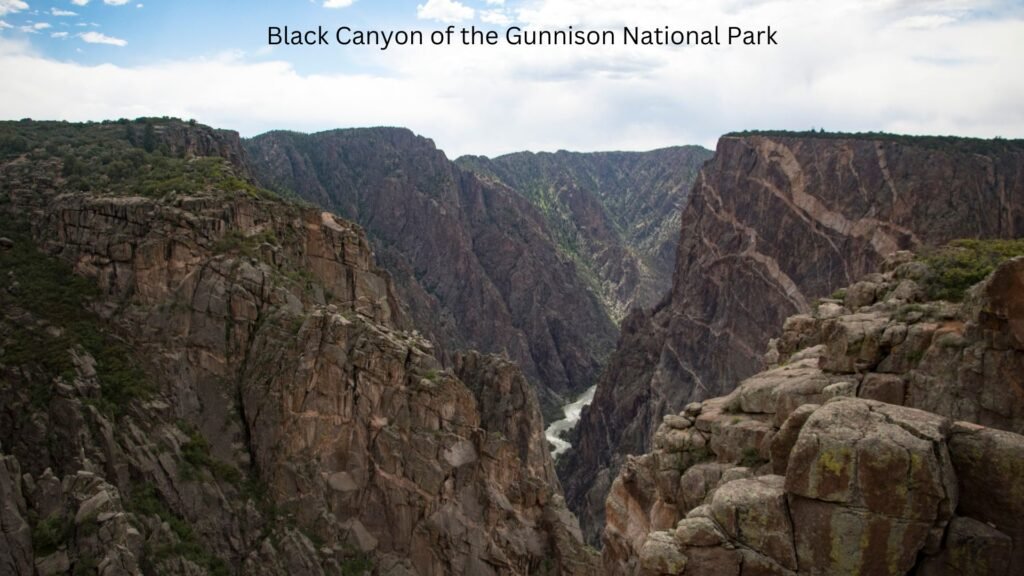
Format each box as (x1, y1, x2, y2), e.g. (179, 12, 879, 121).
(244, 129, 621, 418)
(565, 133, 1024, 544)
(602, 247, 1024, 575)
(457, 147, 712, 320)
(0, 119, 596, 575)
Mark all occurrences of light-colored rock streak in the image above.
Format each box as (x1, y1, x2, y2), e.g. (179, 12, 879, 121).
(756, 138, 918, 257)
(701, 179, 810, 312)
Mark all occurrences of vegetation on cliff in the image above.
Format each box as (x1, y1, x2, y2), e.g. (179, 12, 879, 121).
(0, 214, 152, 417)
(919, 238, 1024, 301)
(727, 129, 1024, 154)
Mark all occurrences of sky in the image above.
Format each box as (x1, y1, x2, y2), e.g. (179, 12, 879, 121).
(0, 0, 1022, 157)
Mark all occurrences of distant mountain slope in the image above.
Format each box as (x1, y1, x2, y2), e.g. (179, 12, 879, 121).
(457, 147, 712, 320)
(564, 131, 1024, 544)
(244, 129, 620, 417)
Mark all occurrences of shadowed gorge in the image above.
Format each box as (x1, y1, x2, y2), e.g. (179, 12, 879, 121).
(244, 129, 622, 419)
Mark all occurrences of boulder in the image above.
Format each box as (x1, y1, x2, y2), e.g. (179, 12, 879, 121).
(948, 421, 1024, 570)
(820, 313, 890, 374)
(785, 399, 956, 575)
(916, 516, 1012, 576)
(638, 531, 687, 576)
(709, 476, 796, 570)
(769, 404, 818, 475)
(858, 373, 905, 405)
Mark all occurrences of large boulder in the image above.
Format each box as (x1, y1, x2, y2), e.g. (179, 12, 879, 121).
(785, 398, 956, 575)
(948, 421, 1024, 570)
(708, 476, 796, 571)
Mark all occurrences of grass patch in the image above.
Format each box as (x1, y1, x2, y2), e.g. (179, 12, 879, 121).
(918, 238, 1024, 302)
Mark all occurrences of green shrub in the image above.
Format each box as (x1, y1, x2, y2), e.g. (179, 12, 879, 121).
(739, 446, 764, 468)
(178, 425, 242, 485)
(919, 238, 1024, 301)
(31, 514, 73, 556)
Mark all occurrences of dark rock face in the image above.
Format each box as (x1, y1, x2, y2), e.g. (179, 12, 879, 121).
(457, 147, 712, 320)
(0, 120, 596, 575)
(245, 129, 619, 415)
(566, 134, 1024, 544)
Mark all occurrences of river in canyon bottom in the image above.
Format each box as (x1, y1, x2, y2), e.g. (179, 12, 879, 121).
(544, 385, 597, 458)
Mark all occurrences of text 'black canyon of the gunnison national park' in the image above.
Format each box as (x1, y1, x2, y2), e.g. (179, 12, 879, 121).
(267, 25, 779, 50)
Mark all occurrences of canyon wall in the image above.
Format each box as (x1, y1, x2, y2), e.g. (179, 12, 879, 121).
(564, 133, 1024, 543)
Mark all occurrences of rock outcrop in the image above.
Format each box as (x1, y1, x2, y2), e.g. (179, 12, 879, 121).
(601, 252, 1024, 575)
(457, 147, 712, 320)
(0, 119, 595, 575)
(565, 133, 1024, 543)
(245, 129, 620, 418)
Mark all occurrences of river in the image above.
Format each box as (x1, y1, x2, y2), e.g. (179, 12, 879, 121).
(544, 385, 597, 458)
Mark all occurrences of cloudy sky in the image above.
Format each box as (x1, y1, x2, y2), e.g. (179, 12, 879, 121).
(0, 0, 1022, 157)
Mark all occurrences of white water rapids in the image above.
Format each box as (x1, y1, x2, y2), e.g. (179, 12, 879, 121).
(544, 385, 597, 458)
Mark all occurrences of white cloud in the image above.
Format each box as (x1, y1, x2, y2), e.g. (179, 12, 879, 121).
(19, 21, 49, 32)
(104, 0, 131, 5)
(71, 0, 89, 5)
(417, 0, 474, 23)
(480, 9, 511, 25)
(79, 31, 126, 45)
(484, 0, 504, 5)
(51, 7, 76, 16)
(0, 19, 11, 28)
(0, 0, 28, 17)
(323, 0, 355, 7)
(0, 0, 1022, 157)
(892, 14, 958, 29)
(51, 31, 67, 37)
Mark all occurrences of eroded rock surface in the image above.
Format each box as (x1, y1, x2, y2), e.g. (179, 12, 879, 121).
(566, 134, 1024, 542)
(0, 119, 595, 575)
(602, 255, 1024, 575)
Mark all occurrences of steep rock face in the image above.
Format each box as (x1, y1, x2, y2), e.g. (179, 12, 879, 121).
(457, 147, 712, 320)
(245, 129, 619, 416)
(0, 120, 595, 575)
(601, 254, 1024, 575)
(566, 134, 1024, 543)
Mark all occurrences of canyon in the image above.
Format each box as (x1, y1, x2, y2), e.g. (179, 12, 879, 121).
(245, 131, 709, 419)
(1, 119, 1023, 576)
